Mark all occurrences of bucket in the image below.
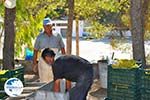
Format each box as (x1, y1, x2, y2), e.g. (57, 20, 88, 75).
(28, 80, 76, 100)
(98, 60, 108, 88)
(60, 79, 76, 92)
(29, 90, 69, 100)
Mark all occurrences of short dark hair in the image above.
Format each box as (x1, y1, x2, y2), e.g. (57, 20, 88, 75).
(42, 48, 55, 59)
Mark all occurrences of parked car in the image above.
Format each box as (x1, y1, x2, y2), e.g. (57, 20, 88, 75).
(82, 32, 94, 39)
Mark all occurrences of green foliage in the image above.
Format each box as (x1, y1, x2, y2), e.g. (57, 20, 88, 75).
(0, 0, 67, 58)
(0, 2, 4, 17)
(88, 21, 113, 38)
(74, 0, 101, 18)
(144, 31, 150, 40)
(74, 0, 117, 38)
(15, 0, 43, 57)
(14, 0, 66, 58)
(112, 59, 138, 69)
(73, 0, 131, 39)
(99, 0, 120, 12)
(1, 0, 149, 58)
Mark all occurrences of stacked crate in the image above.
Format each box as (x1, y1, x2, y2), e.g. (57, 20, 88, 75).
(11, 67, 24, 82)
(0, 67, 24, 99)
(141, 69, 150, 100)
(0, 70, 11, 99)
(107, 65, 141, 100)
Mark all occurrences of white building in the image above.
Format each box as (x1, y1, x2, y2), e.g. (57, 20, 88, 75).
(52, 20, 84, 37)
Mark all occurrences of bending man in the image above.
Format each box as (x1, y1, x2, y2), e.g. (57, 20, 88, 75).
(42, 48, 93, 100)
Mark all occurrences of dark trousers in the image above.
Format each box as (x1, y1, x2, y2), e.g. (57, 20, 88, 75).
(69, 70, 93, 100)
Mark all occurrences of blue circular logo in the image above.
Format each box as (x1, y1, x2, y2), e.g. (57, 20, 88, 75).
(4, 78, 23, 97)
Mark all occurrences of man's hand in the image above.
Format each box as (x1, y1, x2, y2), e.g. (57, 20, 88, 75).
(33, 64, 38, 73)
(54, 79, 60, 92)
(33, 49, 38, 74)
(66, 80, 71, 91)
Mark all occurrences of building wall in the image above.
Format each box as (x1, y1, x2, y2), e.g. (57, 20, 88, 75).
(52, 20, 84, 38)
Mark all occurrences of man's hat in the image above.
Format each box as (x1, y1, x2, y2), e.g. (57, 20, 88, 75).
(43, 18, 52, 25)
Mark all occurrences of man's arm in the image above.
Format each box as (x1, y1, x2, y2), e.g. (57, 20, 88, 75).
(61, 48, 66, 54)
(57, 33, 65, 55)
(54, 79, 61, 92)
(32, 49, 38, 73)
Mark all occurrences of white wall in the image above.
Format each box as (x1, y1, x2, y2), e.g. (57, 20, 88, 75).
(52, 20, 84, 37)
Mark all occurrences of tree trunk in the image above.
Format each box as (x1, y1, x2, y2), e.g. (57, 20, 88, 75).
(66, 0, 74, 55)
(130, 0, 146, 67)
(76, 16, 79, 56)
(142, 0, 150, 32)
(3, 7, 16, 70)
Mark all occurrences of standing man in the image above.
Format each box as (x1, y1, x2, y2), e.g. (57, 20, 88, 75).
(41, 48, 93, 100)
(32, 17, 65, 83)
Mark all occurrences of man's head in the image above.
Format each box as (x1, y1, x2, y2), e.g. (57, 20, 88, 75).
(42, 48, 56, 65)
(43, 18, 53, 36)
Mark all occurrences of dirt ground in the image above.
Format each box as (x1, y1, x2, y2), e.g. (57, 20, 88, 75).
(88, 79, 107, 100)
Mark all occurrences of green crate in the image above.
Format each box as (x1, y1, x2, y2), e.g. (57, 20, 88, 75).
(0, 93, 7, 100)
(108, 83, 140, 90)
(107, 83, 141, 100)
(108, 95, 140, 100)
(0, 67, 24, 91)
(11, 67, 24, 82)
(0, 71, 12, 90)
(0, 72, 8, 99)
(0, 71, 11, 78)
(140, 69, 150, 100)
(141, 88, 150, 100)
(107, 65, 141, 100)
(108, 83, 140, 93)
(13, 73, 24, 82)
(11, 67, 24, 76)
(141, 69, 150, 89)
(0, 78, 8, 90)
(108, 65, 140, 85)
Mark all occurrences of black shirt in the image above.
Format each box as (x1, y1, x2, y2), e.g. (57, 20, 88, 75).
(52, 55, 93, 82)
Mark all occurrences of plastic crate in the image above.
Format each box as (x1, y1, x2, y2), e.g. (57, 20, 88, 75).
(140, 69, 150, 100)
(0, 67, 24, 90)
(11, 67, 24, 82)
(108, 65, 140, 85)
(0, 93, 7, 100)
(0, 71, 11, 99)
(0, 71, 12, 90)
(107, 96, 140, 100)
(107, 65, 141, 100)
(0, 71, 11, 78)
(107, 83, 141, 100)
(141, 88, 150, 100)
(141, 69, 150, 89)
(0, 67, 24, 99)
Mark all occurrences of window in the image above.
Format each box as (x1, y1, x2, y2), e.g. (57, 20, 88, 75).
(56, 23, 67, 26)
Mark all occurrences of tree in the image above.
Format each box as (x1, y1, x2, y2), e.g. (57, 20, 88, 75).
(75, 16, 79, 56)
(3, 7, 16, 69)
(66, 0, 74, 55)
(0, 0, 67, 57)
(1, 0, 67, 69)
(130, 0, 146, 67)
(15, 0, 66, 56)
(142, 0, 150, 35)
(74, 0, 106, 55)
